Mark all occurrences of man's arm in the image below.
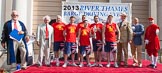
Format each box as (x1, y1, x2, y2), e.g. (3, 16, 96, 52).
(127, 22, 133, 42)
(77, 29, 81, 46)
(144, 27, 149, 44)
(134, 24, 144, 36)
(1, 22, 8, 48)
(63, 28, 67, 41)
(102, 25, 106, 45)
(51, 27, 54, 49)
(52, 27, 54, 43)
(36, 24, 41, 46)
(116, 23, 120, 43)
(156, 26, 160, 35)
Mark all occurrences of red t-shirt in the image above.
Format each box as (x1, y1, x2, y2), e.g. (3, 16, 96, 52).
(65, 24, 77, 42)
(105, 23, 117, 42)
(79, 27, 90, 46)
(77, 22, 90, 32)
(90, 23, 103, 40)
(52, 22, 65, 42)
(145, 24, 160, 50)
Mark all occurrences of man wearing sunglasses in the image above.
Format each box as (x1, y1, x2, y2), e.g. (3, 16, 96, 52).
(1, 10, 29, 70)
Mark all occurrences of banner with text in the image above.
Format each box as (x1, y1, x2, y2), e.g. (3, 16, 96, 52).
(62, 1, 132, 24)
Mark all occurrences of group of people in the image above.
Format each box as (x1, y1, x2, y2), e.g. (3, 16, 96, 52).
(1, 10, 160, 70)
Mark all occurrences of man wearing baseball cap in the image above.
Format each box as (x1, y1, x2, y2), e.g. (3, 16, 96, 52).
(145, 17, 160, 68)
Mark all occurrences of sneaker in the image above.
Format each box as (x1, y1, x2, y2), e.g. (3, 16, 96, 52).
(114, 62, 119, 68)
(124, 65, 128, 68)
(36, 64, 41, 67)
(133, 63, 137, 66)
(106, 63, 110, 68)
(98, 64, 103, 67)
(87, 63, 92, 67)
(147, 64, 154, 67)
(91, 63, 98, 67)
(124, 63, 128, 68)
(47, 64, 52, 67)
(76, 62, 80, 65)
(79, 63, 84, 67)
(56, 61, 60, 67)
(152, 65, 157, 69)
(117, 62, 121, 66)
(62, 63, 67, 68)
(138, 64, 142, 68)
(71, 63, 78, 67)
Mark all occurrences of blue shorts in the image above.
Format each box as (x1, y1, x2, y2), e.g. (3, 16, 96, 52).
(104, 41, 117, 53)
(92, 40, 103, 52)
(53, 41, 64, 51)
(64, 42, 77, 55)
(79, 46, 91, 55)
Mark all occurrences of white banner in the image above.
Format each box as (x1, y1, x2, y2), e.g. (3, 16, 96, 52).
(62, 1, 132, 24)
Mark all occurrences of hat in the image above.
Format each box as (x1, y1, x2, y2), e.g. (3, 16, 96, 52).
(120, 12, 127, 16)
(148, 17, 154, 21)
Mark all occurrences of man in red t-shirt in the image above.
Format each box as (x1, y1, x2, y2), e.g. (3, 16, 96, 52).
(51, 15, 65, 66)
(102, 15, 120, 68)
(90, 15, 103, 67)
(62, 16, 77, 67)
(78, 20, 92, 67)
(145, 17, 160, 68)
(77, 15, 91, 32)
(76, 15, 90, 64)
(77, 15, 86, 32)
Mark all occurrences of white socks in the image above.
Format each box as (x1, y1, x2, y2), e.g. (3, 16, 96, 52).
(151, 55, 154, 65)
(150, 55, 158, 66)
(154, 57, 158, 66)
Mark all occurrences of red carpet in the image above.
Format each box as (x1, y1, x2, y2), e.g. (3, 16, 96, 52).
(14, 60, 162, 73)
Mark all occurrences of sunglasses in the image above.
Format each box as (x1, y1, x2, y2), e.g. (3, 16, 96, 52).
(12, 14, 18, 16)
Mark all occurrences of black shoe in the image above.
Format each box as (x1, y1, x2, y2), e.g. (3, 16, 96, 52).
(117, 62, 121, 66)
(152, 65, 157, 69)
(76, 62, 80, 65)
(47, 64, 52, 67)
(147, 64, 154, 67)
(124, 63, 128, 68)
(124, 65, 128, 68)
(37, 64, 41, 67)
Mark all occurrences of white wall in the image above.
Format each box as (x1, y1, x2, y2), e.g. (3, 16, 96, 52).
(149, 0, 157, 23)
(0, 0, 2, 56)
(5, 0, 12, 21)
(27, 0, 33, 35)
(0, 0, 1, 27)
(66, 0, 78, 2)
(109, 0, 121, 3)
(13, 0, 27, 26)
(12, 0, 33, 35)
(157, 0, 162, 47)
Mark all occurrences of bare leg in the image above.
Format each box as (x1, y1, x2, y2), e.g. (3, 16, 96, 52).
(94, 52, 98, 63)
(71, 53, 77, 66)
(80, 54, 83, 64)
(62, 54, 68, 67)
(98, 51, 102, 65)
(106, 52, 110, 67)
